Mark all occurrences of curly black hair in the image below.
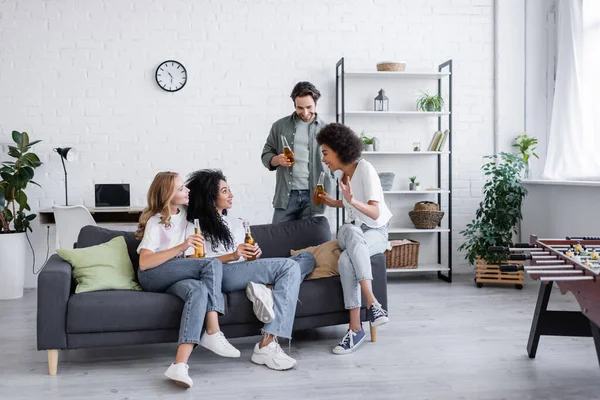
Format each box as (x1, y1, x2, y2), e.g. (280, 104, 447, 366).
(290, 81, 321, 103)
(316, 123, 363, 164)
(186, 169, 236, 253)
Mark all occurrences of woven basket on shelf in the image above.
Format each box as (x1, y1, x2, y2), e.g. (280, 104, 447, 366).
(385, 240, 419, 269)
(409, 201, 444, 229)
(376, 61, 406, 72)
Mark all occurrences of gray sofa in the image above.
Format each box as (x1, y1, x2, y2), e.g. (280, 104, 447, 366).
(37, 216, 388, 375)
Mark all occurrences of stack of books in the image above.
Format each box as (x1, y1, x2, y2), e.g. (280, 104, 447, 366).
(426, 130, 450, 151)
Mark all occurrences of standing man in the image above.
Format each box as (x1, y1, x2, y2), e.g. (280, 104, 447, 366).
(261, 81, 332, 224)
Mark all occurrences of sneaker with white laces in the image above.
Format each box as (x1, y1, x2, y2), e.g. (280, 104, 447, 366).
(251, 339, 297, 370)
(369, 302, 389, 327)
(199, 331, 241, 358)
(332, 327, 366, 355)
(246, 282, 275, 323)
(164, 362, 193, 388)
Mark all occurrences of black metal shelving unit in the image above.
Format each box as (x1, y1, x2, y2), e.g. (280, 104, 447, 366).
(335, 57, 453, 283)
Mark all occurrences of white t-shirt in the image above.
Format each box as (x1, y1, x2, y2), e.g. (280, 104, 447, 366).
(204, 214, 246, 263)
(342, 159, 393, 228)
(137, 207, 195, 257)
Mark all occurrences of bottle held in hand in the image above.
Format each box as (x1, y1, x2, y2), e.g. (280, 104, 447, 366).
(243, 220, 257, 261)
(193, 219, 205, 258)
(281, 135, 295, 166)
(312, 171, 326, 205)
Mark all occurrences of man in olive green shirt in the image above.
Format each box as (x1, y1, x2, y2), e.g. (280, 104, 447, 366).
(261, 82, 332, 224)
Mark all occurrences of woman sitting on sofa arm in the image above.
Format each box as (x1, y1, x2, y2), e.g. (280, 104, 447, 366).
(136, 171, 240, 389)
(186, 169, 316, 371)
(315, 123, 392, 355)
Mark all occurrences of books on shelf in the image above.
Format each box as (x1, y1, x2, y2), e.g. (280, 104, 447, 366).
(426, 129, 450, 151)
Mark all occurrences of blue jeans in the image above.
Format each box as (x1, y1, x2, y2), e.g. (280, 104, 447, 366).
(337, 223, 388, 309)
(137, 257, 224, 345)
(272, 190, 315, 224)
(221, 256, 306, 339)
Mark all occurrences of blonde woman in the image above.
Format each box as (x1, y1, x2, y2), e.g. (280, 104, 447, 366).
(135, 172, 239, 389)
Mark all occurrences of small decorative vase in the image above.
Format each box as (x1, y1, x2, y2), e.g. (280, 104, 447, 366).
(364, 143, 374, 152)
(409, 183, 416, 191)
(523, 163, 531, 180)
(373, 137, 381, 151)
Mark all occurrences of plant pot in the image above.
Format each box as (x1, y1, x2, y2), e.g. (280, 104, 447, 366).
(425, 103, 438, 112)
(378, 172, 394, 191)
(415, 184, 422, 191)
(409, 183, 416, 191)
(0, 232, 27, 299)
(372, 137, 381, 151)
(364, 143, 374, 152)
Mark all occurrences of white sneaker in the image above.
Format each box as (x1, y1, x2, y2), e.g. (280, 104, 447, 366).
(246, 282, 275, 323)
(199, 331, 241, 358)
(164, 363, 193, 388)
(250, 340, 297, 371)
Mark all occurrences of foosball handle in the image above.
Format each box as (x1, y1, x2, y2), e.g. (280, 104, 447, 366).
(488, 246, 508, 253)
(499, 264, 524, 272)
(513, 243, 534, 248)
(508, 254, 529, 261)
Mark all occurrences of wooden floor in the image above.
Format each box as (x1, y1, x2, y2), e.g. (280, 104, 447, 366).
(0, 274, 598, 400)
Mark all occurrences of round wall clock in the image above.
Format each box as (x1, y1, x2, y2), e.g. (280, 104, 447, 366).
(155, 60, 187, 92)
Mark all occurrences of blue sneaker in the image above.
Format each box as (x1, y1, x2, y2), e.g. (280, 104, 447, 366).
(370, 302, 389, 327)
(332, 327, 366, 355)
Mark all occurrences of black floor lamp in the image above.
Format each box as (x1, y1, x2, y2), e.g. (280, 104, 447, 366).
(53, 147, 76, 206)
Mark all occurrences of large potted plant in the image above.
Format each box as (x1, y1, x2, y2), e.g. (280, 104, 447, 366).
(458, 152, 527, 289)
(0, 131, 42, 299)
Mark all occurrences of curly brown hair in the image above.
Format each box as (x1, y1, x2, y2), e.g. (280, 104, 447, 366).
(290, 81, 321, 103)
(316, 123, 363, 164)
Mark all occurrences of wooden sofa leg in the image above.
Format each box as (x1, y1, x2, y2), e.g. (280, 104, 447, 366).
(48, 350, 58, 376)
(370, 324, 377, 342)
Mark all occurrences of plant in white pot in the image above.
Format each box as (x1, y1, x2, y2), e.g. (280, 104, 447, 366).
(0, 131, 42, 299)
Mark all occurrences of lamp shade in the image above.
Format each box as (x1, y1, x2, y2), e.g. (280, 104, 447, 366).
(55, 147, 76, 162)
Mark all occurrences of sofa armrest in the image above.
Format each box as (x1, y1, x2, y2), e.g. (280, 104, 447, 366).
(37, 254, 72, 350)
(370, 253, 388, 311)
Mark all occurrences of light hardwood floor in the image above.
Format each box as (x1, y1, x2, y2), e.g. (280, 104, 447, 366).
(0, 274, 598, 400)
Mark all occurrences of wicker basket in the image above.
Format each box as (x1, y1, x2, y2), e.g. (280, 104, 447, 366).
(385, 240, 419, 269)
(409, 210, 445, 229)
(376, 61, 407, 72)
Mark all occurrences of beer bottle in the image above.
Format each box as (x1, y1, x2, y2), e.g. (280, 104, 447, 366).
(312, 171, 326, 205)
(244, 220, 257, 261)
(193, 219, 205, 258)
(281, 135, 295, 166)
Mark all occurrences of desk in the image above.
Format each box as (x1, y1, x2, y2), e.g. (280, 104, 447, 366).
(38, 207, 144, 225)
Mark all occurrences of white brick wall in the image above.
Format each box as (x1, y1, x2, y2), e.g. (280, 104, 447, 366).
(0, 0, 494, 287)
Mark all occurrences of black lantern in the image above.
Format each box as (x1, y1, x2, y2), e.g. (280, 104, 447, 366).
(374, 89, 389, 111)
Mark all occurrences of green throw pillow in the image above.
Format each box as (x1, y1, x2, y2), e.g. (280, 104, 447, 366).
(57, 236, 141, 294)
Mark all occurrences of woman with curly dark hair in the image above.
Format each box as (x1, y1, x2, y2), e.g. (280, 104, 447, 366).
(315, 123, 392, 355)
(186, 169, 316, 371)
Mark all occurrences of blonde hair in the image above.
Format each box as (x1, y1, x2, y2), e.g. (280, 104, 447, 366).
(135, 171, 180, 240)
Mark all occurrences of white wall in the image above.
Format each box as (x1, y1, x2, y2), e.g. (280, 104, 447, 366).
(0, 0, 495, 287)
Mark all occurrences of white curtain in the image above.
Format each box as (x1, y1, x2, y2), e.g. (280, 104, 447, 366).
(543, 0, 600, 180)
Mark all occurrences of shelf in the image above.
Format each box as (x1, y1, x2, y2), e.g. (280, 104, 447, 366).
(345, 71, 451, 79)
(386, 264, 449, 274)
(362, 151, 450, 155)
(345, 111, 449, 117)
(383, 190, 450, 194)
(388, 227, 450, 234)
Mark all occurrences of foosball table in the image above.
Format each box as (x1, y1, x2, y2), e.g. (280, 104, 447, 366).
(490, 235, 600, 368)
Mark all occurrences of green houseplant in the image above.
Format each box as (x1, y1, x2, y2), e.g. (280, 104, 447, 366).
(512, 133, 538, 179)
(359, 131, 374, 151)
(458, 152, 527, 265)
(416, 91, 444, 112)
(0, 131, 42, 299)
(409, 176, 418, 191)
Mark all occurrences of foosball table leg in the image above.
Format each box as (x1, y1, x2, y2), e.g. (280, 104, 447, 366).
(527, 281, 553, 358)
(591, 321, 600, 369)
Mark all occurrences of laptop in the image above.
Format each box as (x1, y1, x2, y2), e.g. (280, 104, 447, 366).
(94, 184, 131, 209)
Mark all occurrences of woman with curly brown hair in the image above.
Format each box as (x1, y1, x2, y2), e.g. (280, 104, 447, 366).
(316, 123, 392, 355)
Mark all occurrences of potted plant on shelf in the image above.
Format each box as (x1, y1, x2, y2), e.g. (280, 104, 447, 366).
(458, 152, 527, 289)
(409, 176, 418, 191)
(416, 90, 444, 112)
(0, 131, 43, 299)
(359, 131, 374, 151)
(512, 133, 539, 180)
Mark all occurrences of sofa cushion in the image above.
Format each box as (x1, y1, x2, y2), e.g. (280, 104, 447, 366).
(57, 236, 141, 294)
(251, 216, 331, 258)
(290, 240, 341, 280)
(77, 225, 141, 269)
